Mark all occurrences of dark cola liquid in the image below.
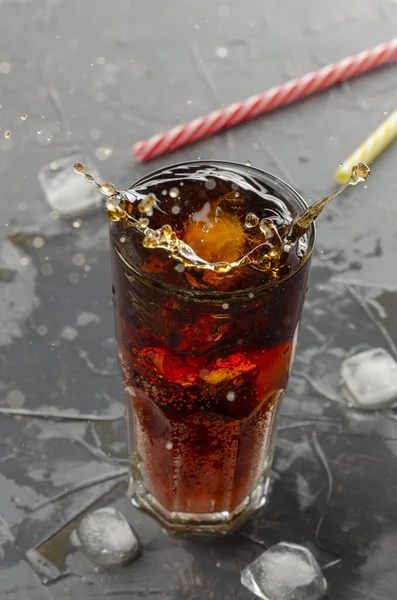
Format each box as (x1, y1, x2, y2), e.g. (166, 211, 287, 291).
(110, 162, 313, 515)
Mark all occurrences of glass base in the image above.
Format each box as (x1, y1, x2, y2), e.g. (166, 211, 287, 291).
(127, 472, 269, 536)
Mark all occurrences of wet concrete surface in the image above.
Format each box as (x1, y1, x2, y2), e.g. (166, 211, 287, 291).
(1, 0, 397, 598)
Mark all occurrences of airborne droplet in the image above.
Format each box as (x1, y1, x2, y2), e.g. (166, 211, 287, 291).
(73, 162, 86, 174)
(99, 182, 116, 196)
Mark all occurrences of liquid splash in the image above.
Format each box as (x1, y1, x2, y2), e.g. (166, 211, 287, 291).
(74, 161, 370, 279)
(73, 162, 117, 196)
(290, 162, 370, 235)
(73, 162, 286, 275)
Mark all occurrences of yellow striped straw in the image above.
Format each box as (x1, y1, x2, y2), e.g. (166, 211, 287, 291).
(335, 108, 397, 183)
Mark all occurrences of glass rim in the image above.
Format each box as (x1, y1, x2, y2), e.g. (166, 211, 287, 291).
(115, 159, 316, 302)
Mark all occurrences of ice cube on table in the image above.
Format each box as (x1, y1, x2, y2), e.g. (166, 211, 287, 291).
(75, 506, 139, 568)
(38, 154, 103, 217)
(340, 348, 397, 410)
(241, 542, 327, 600)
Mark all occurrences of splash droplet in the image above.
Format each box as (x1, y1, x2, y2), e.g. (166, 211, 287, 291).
(74, 162, 86, 174)
(4, 130, 11, 138)
(99, 182, 116, 196)
(20, 113, 27, 121)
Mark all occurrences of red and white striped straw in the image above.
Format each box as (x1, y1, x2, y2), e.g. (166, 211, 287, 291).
(133, 37, 397, 162)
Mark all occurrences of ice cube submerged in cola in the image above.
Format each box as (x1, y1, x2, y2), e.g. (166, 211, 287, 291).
(109, 161, 314, 533)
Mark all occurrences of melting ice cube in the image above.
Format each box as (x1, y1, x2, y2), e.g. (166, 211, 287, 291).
(241, 542, 327, 600)
(183, 201, 245, 263)
(340, 348, 397, 410)
(75, 506, 139, 568)
(38, 154, 103, 217)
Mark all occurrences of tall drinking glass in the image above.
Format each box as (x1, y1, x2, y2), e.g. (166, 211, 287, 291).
(109, 161, 315, 534)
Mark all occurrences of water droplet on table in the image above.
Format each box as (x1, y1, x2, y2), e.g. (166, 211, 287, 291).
(95, 146, 113, 161)
(215, 47, 229, 58)
(0, 62, 11, 74)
